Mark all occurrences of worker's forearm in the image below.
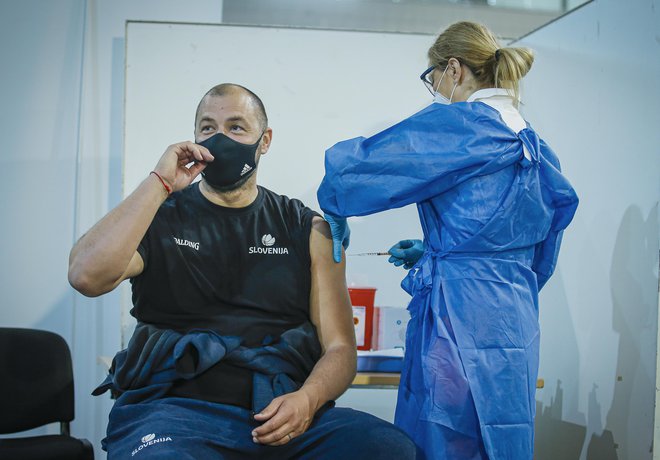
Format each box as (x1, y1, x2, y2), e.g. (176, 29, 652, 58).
(300, 344, 357, 413)
(68, 174, 167, 295)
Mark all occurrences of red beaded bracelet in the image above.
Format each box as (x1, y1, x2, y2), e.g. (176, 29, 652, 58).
(150, 171, 172, 195)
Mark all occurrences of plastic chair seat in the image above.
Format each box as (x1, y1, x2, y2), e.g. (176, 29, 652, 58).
(0, 435, 94, 460)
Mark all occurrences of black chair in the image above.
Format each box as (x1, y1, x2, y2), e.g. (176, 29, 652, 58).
(0, 327, 94, 459)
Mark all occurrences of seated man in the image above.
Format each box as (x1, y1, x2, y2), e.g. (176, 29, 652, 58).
(68, 83, 417, 459)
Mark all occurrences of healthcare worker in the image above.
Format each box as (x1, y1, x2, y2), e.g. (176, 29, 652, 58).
(317, 21, 578, 460)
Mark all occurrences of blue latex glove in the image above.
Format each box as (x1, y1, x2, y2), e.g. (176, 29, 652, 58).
(324, 214, 351, 263)
(388, 239, 424, 270)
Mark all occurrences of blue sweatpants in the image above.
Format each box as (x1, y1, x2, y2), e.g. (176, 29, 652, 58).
(104, 397, 417, 459)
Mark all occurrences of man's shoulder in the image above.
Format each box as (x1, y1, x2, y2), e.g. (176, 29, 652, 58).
(259, 186, 317, 216)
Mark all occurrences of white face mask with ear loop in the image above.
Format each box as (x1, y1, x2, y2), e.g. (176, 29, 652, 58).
(433, 65, 458, 105)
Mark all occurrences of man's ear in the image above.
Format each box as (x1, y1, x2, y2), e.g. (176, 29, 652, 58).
(259, 127, 273, 156)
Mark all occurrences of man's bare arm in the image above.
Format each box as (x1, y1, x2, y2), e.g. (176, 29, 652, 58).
(251, 216, 356, 445)
(68, 142, 212, 297)
(68, 175, 163, 297)
(300, 216, 357, 406)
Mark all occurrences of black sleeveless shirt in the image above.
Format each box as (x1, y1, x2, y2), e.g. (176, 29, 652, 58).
(130, 183, 321, 407)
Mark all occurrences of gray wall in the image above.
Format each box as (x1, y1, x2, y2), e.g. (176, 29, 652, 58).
(518, 0, 660, 459)
(222, 0, 558, 39)
(0, 1, 223, 458)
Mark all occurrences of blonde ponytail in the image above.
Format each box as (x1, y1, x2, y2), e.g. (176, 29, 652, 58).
(428, 21, 534, 104)
(494, 47, 534, 103)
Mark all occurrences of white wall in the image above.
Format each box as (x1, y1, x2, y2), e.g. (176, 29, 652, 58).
(0, 1, 222, 458)
(518, 1, 660, 459)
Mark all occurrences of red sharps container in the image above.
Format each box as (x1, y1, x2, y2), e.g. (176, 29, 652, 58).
(348, 287, 377, 351)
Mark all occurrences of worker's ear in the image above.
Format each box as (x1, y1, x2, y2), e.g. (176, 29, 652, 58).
(258, 127, 273, 156)
(447, 57, 463, 84)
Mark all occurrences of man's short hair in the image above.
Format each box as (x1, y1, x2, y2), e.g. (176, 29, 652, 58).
(195, 83, 268, 131)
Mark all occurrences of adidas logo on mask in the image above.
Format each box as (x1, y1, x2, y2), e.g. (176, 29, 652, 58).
(240, 164, 253, 176)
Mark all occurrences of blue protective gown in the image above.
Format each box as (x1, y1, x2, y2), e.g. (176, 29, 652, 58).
(317, 91, 578, 460)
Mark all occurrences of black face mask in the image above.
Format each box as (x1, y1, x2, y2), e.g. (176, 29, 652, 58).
(198, 132, 262, 189)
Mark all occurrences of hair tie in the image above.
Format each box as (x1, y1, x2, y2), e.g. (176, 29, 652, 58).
(495, 49, 501, 61)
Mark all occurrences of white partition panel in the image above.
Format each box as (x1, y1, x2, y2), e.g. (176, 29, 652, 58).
(124, 22, 434, 336)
